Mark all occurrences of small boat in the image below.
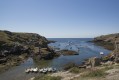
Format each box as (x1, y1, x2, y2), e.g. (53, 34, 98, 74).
(29, 68, 34, 72)
(42, 70, 47, 73)
(42, 68, 47, 73)
(100, 52, 104, 55)
(25, 67, 57, 73)
(47, 67, 52, 72)
(25, 69, 30, 73)
(39, 69, 44, 73)
(33, 68, 38, 72)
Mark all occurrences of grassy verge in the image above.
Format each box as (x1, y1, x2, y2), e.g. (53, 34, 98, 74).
(63, 62, 77, 70)
(34, 75, 62, 80)
(82, 69, 107, 77)
(69, 67, 85, 74)
(81, 66, 114, 78)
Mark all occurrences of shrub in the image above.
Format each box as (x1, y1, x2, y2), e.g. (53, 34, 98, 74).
(63, 62, 76, 70)
(69, 67, 80, 73)
(34, 75, 62, 80)
(82, 69, 106, 77)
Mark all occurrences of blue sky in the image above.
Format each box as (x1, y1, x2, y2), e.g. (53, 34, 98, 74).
(0, 0, 119, 38)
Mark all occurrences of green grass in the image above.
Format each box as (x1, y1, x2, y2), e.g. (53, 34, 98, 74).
(63, 62, 76, 70)
(69, 67, 81, 73)
(34, 75, 62, 80)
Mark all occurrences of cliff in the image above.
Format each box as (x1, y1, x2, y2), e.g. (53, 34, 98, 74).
(93, 33, 119, 63)
(0, 30, 55, 66)
(93, 33, 119, 50)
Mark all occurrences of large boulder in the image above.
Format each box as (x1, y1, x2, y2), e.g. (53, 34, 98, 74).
(0, 30, 52, 65)
(0, 58, 7, 63)
(87, 57, 101, 67)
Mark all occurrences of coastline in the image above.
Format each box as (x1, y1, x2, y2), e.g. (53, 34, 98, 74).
(33, 34, 119, 80)
(0, 31, 119, 80)
(0, 30, 56, 73)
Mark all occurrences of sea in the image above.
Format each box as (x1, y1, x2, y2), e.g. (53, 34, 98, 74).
(48, 38, 111, 68)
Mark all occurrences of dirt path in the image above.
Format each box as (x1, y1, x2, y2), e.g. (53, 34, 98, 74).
(50, 68, 119, 80)
(105, 69, 119, 80)
(50, 71, 80, 80)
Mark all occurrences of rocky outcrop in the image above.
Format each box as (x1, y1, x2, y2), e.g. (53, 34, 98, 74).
(56, 49, 78, 56)
(0, 30, 55, 65)
(93, 33, 119, 50)
(93, 33, 119, 63)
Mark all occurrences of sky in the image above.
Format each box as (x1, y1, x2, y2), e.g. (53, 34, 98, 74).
(0, 0, 119, 38)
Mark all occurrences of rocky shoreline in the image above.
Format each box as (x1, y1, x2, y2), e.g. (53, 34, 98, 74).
(93, 33, 119, 50)
(93, 33, 119, 63)
(0, 30, 78, 73)
(0, 30, 56, 72)
(1, 31, 119, 80)
(32, 33, 119, 80)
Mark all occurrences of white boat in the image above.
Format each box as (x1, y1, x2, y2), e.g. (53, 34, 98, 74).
(25, 69, 30, 73)
(47, 67, 53, 72)
(43, 68, 48, 71)
(29, 68, 34, 72)
(100, 52, 104, 55)
(42, 68, 47, 73)
(39, 69, 43, 73)
(33, 68, 38, 72)
(25, 67, 57, 73)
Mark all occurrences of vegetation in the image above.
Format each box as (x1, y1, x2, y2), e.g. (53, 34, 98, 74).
(63, 62, 77, 70)
(69, 67, 80, 73)
(82, 69, 107, 77)
(34, 75, 62, 80)
(0, 30, 50, 72)
(94, 41, 114, 50)
(93, 33, 119, 50)
(104, 66, 113, 70)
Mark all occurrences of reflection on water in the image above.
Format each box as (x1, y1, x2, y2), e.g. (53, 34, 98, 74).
(0, 58, 37, 80)
(34, 59, 52, 68)
(0, 38, 111, 80)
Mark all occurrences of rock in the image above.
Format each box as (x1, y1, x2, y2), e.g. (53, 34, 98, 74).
(101, 61, 114, 66)
(93, 33, 119, 50)
(105, 69, 119, 75)
(0, 30, 55, 71)
(87, 57, 101, 68)
(0, 58, 7, 63)
(28, 77, 35, 80)
(32, 47, 40, 54)
(115, 54, 119, 63)
(93, 33, 119, 63)
(57, 49, 78, 56)
(78, 65, 86, 68)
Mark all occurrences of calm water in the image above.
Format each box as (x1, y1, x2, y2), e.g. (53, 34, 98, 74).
(0, 38, 111, 80)
(48, 38, 111, 69)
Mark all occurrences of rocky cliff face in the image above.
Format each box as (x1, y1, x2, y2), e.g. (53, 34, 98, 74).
(0, 30, 55, 65)
(93, 33, 119, 63)
(93, 33, 119, 50)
